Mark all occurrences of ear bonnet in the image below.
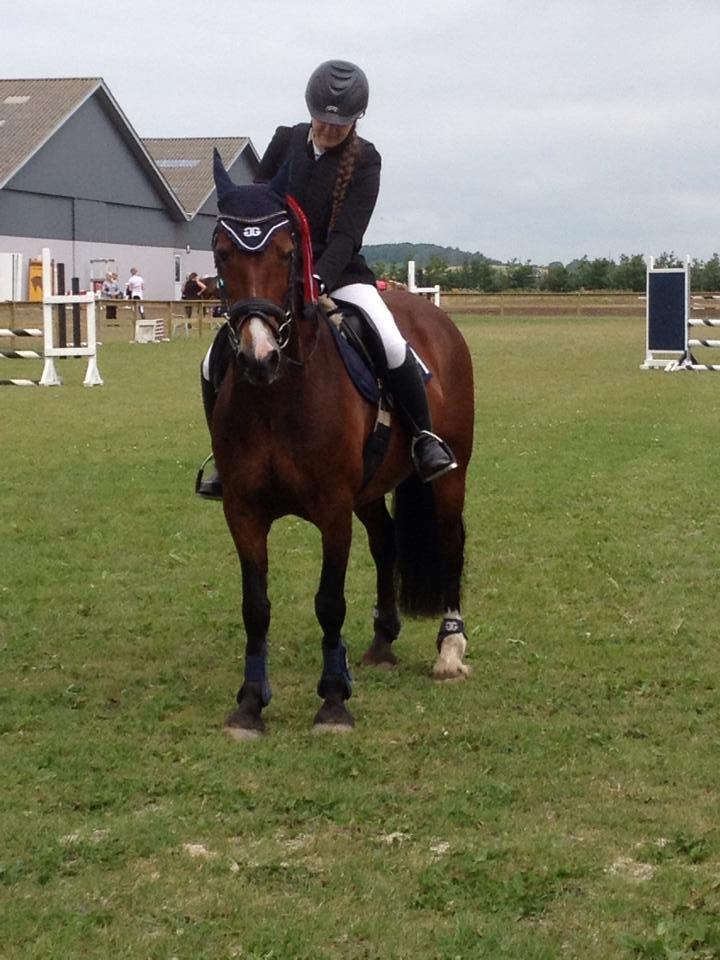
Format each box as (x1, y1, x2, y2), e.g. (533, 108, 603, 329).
(213, 148, 289, 253)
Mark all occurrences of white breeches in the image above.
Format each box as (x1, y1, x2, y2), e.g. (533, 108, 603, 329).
(201, 282, 407, 382)
(331, 283, 407, 370)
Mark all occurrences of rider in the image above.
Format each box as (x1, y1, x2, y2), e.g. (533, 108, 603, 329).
(197, 59, 456, 499)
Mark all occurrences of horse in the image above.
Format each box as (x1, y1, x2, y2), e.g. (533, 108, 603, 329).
(209, 156, 474, 738)
(199, 276, 220, 300)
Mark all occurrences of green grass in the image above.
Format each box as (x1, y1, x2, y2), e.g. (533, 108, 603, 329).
(2, 317, 720, 959)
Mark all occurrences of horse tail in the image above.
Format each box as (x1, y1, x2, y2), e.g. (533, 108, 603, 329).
(393, 474, 445, 615)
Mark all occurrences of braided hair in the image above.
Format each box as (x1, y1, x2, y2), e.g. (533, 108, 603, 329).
(329, 124, 361, 231)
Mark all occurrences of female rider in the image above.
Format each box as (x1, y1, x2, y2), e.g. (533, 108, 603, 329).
(197, 59, 456, 499)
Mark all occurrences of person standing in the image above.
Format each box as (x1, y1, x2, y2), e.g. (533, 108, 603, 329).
(101, 271, 122, 321)
(125, 267, 145, 318)
(182, 272, 207, 319)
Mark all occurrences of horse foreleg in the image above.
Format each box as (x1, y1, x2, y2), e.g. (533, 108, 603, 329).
(224, 515, 272, 740)
(313, 512, 354, 732)
(356, 499, 401, 667)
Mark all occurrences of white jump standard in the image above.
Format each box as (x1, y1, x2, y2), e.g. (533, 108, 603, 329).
(40, 248, 103, 386)
(641, 257, 720, 372)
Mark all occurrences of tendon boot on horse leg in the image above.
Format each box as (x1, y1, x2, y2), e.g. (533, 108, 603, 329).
(385, 348, 457, 483)
(314, 641, 354, 732)
(196, 371, 223, 500)
(225, 550, 273, 739)
(225, 650, 272, 740)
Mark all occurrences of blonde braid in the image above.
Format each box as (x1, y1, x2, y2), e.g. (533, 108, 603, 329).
(329, 125, 360, 231)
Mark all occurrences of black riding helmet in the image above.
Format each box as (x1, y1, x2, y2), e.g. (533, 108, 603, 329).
(305, 60, 369, 125)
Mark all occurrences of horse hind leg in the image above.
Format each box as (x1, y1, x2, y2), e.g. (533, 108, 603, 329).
(356, 499, 401, 668)
(432, 484, 471, 682)
(433, 610, 471, 681)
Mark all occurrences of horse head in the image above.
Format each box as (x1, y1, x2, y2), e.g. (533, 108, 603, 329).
(212, 150, 315, 386)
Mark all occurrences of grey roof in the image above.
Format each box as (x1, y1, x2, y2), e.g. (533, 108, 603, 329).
(144, 137, 259, 218)
(0, 77, 187, 219)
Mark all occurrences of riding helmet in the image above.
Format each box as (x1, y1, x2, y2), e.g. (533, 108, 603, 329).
(305, 60, 369, 125)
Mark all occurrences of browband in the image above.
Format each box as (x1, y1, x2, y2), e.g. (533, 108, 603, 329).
(217, 213, 290, 253)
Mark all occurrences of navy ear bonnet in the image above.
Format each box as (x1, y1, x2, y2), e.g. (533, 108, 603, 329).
(213, 147, 289, 252)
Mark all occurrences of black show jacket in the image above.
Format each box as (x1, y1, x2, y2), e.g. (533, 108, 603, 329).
(255, 122, 380, 291)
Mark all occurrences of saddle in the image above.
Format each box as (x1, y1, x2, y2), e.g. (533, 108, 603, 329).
(320, 296, 392, 488)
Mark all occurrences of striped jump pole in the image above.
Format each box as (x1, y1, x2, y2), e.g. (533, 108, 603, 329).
(0, 328, 43, 385)
(0, 328, 43, 337)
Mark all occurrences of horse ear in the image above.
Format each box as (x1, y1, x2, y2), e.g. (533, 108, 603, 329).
(213, 147, 236, 205)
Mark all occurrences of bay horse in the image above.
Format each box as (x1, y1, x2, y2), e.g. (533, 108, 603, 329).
(209, 154, 474, 738)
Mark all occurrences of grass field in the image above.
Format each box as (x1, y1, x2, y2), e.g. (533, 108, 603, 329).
(2, 314, 720, 959)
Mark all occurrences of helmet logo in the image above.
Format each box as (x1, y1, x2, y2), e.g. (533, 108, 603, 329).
(324, 104, 339, 113)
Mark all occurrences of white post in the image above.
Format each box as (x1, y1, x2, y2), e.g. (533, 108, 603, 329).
(407, 260, 441, 307)
(39, 247, 62, 386)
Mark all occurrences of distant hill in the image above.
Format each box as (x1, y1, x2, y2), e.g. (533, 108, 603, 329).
(361, 243, 499, 268)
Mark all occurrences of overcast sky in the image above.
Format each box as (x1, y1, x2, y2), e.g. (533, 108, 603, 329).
(3, 0, 720, 264)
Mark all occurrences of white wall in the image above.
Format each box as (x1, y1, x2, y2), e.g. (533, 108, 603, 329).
(0, 235, 215, 299)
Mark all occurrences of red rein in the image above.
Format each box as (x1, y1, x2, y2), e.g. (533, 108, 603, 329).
(285, 194, 319, 307)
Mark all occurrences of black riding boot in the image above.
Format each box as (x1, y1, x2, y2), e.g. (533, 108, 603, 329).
(385, 348, 457, 483)
(195, 375, 223, 500)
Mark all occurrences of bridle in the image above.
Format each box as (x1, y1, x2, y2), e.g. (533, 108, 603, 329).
(212, 196, 320, 366)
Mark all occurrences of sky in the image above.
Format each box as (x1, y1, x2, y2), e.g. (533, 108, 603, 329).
(2, 0, 720, 264)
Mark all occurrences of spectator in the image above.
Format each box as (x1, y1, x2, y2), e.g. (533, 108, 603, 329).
(181, 272, 207, 318)
(125, 267, 145, 318)
(101, 271, 122, 321)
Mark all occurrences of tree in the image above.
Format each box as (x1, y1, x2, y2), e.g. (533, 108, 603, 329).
(542, 263, 571, 292)
(613, 254, 646, 292)
(699, 253, 720, 291)
(424, 255, 449, 288)
(505, 259, 536, 290)
(654, 251, 683, 268)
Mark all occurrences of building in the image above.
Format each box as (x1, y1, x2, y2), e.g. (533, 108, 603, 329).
(0, 77, 259, 299)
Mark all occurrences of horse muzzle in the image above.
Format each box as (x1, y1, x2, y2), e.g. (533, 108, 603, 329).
(226, 298, 287, 385)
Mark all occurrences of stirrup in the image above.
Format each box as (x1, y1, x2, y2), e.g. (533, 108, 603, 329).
(411, 431, 458, 483)
(195, 453, 223, 501)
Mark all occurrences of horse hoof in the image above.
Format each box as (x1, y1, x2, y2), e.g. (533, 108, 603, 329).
(360, 640, 398, 668)
(312, 722, 354, 735)
(224, 708, 265, 740)
(432, 666, 471, 682)
(224, 724, 263, 741)
(432, 634, 471, 681)
(313, 699, 354, 732)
